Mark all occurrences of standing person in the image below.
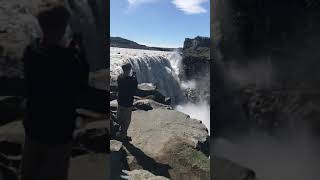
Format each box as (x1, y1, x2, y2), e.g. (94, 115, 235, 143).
(20, 6, 89, 180)
(117, 63, 138, 142)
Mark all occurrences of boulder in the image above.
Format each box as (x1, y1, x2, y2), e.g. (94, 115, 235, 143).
(121, 170, 170, 180)
(136, 84, 169, 105)
(133, 99, 171, 111)
(123, 109, 209, 179)
(0, 0, 41, 61)
(138, 83, 156, 91)
(128, 109, 209, 157)
(133, 100, 153, 111)
(157, 139, 210, 180)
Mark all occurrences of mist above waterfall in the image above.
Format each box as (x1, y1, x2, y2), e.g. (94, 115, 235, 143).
(176, 101, 210, 134)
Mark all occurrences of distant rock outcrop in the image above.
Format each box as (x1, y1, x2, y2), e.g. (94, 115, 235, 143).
(181, 36, 210, 80)
(183, 36, 210, 50)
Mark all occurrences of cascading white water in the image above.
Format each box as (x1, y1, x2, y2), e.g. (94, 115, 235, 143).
(110, 47, 210, 133)
(111, 47, 184, 104)
(127, 55, 185, 104)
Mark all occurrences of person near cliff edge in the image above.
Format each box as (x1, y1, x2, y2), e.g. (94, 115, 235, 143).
(20, 6, 89, 180)
(117, 63, 138, 142)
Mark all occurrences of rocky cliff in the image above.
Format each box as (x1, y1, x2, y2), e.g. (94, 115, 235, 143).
(181, 36, 210, 80)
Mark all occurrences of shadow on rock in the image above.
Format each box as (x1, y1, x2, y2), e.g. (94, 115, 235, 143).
(123, 141, 172, 179)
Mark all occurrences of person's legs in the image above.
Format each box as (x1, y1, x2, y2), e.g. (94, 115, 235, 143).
(122, 106, 132, 136)
(117, 105, 132, 138)
(20, 137, 72, 180)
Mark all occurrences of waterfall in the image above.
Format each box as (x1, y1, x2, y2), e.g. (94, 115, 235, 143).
(110, 47, 210, 133)
(111, 48, 185, 104)
(128, 53, 185, 104)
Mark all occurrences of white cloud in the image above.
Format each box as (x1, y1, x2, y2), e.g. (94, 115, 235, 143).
(127, 0, 158, 6)
(172, 0, 208, 14)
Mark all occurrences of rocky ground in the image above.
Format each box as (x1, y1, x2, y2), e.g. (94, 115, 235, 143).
(110, 83, 210, 180)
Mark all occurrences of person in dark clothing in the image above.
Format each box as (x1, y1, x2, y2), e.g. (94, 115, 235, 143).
(116, 63, 138, 141)
(20, 6, 89, 180)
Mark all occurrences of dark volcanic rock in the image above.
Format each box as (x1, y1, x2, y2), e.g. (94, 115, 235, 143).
(181, 37, 210, 80)
(181, 56, 210, 80)
(133, 99, 171, 110)
(133, 101, 153, 111)
(183, 36, 210, 50)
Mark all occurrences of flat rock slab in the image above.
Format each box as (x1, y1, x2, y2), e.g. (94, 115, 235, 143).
(123, 109, 209, 179)
(128, 109, 208, 157)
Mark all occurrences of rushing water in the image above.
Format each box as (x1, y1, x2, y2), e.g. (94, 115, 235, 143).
(110, 47, 210, 133)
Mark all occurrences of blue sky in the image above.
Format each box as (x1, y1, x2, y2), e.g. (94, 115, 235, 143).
(111, 0, 210, 48)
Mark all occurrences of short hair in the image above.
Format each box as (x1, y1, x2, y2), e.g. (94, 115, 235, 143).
(37, 6, 70, 34)
(122, 63, 132, 72)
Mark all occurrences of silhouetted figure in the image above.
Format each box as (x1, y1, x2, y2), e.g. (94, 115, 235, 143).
(116, 63, 138, 142)
(20, 6, 88, 180)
